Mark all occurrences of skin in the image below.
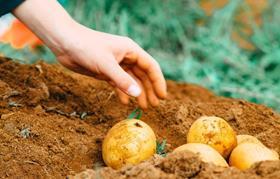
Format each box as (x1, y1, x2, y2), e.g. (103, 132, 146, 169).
(174, 143, 229, 167)
(12, 0, 167, 109)
(187, 116, 237, 158)
(236, 134, 264, 146)
(102, 119, 156, 169)
(229, 143, 279, 170)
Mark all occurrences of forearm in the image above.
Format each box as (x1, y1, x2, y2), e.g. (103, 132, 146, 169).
(12, 0, 76, 54)
(10, 0, 166, 105)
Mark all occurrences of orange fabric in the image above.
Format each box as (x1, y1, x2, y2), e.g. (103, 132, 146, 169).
(0, 19, 43, 49)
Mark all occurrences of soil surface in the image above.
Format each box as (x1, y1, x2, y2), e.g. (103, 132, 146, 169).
(0, 57, 279, 179)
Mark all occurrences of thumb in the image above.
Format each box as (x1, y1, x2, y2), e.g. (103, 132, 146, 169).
(101, 57, 141, 97)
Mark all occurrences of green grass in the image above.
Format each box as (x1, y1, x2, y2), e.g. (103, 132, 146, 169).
(1, 0, 280, 111)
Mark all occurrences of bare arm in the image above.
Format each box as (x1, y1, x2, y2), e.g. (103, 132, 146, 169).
(13, 0, 167, 108)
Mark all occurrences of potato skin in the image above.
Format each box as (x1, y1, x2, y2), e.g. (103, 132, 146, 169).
(229, 143, 279, 170)
(174, 143, 229, 167)
(236, 135, 279, 159)
(102, 119, 156, 169)
(237, 135, 263, 146)
(187, 116, 237, 158)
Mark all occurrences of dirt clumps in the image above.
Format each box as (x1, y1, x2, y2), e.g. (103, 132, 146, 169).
(0, 57, 279, 178)
(71, 152, 280, 179)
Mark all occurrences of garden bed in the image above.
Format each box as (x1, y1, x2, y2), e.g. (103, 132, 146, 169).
(0, 57, 279, 178)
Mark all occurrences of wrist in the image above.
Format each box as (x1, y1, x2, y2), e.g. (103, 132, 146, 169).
(12, 0, 77, 55)
(44, 18, 79, 55)
(54, 21, 85, 55)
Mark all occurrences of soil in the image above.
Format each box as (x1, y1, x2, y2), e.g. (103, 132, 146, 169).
(0, 56, 279, 179)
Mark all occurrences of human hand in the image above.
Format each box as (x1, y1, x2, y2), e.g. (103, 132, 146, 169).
(56, 25, 167, 108)
(13, 0, 167, 108)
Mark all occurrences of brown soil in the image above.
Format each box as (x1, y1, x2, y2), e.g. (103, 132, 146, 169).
(0, 57, 279, 179)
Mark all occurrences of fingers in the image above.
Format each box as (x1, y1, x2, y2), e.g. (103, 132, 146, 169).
(99, 55, 141, 97)
(115, 88, 130, 104)
(115, 71, 149, 109)
(124, 39, 167, 99)
(127, 70, 148, 109)
(133, 66, 159, 107)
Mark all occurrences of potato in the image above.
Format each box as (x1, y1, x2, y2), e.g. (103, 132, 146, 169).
(174, 143, 228, 167)
(272, 149, 280, 159)
(237, 134, 263, 146)
(236, 135, 279, 158)
(187, 116, 237, 158)
(229, 143, 279, 170)
(102, 119, 156, 169)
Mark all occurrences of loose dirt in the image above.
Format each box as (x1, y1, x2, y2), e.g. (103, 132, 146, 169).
(0, 57, 279, 178)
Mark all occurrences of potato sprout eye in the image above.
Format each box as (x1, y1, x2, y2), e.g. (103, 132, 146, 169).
(134, 122, 142, 127)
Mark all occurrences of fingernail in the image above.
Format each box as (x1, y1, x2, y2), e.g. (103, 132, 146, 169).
(127, 84, 141, 97)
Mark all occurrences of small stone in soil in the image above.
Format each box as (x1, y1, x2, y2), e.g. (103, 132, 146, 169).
(20, 128, 31, 138)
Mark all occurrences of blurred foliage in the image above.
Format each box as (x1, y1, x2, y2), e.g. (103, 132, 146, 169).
(0, 45, 55, 63)
(0, 0, 280, 111)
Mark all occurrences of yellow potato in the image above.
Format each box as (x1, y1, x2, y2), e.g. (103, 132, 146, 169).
(271, 149, 280, 159)
(237, 135, 279, 156)
(102, 119, 156, 169)
(174, 143, 228, 167)
(229, 143, 279, 170)
(187, 116, 237, 158)
(237, 134, 263, 146)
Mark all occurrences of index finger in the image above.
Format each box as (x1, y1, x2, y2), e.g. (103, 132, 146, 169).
(124, 42, 167, 99)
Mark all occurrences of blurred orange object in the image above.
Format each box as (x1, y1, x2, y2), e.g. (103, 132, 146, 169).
(0, 19, 43, 49)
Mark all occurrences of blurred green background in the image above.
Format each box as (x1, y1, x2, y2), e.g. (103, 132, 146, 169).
(0, 0, 280, 111)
